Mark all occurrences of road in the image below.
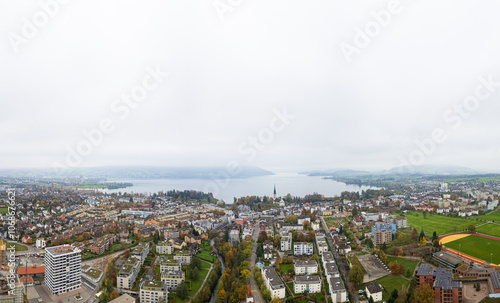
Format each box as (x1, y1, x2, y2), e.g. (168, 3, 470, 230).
(249, 226, 265, 303)
(320, 216, 359, 303)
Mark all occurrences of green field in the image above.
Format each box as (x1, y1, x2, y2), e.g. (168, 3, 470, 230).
(477, 211, 500, 222)
(445, 235, 500, 264)
(403, 212, 478, 235)
(196, 251, 217, 263)
(0, 208, 8, 214)
(387, 256, 418, 275)
(280, 263, 294, 273)
(377, 275, 409, 297)
(476, 224, 500, 238)
(199, 259, 212, 269)
(6, 242, 28, 251)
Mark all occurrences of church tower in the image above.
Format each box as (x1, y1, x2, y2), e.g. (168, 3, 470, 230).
(273, 184, 277, 199)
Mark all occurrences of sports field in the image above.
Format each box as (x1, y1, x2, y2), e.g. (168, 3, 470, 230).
(403, 212, 478, 235)
(477, 211, 500, 222)
(443, 234, 500, 265)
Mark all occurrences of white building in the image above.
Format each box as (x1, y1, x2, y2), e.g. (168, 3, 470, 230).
(117, 257, 141, 289)
(44, 245, 82, 295)
(324, 262, 340, 279)
(294, 242, 313, 256)
(36, 238, 46, 249)
(365, 282, 383, 302)
(161, 270, 185, 291)
(174, 252, 192, 265)
(140, 281, 168, 303)
(294, 275, 321, 294)
(281, 235, 292, 251)
(156, 242, 174, 255)
(262, 266, 286, 299)
(294, 260, 318, 275)
(329, 277, 347, 303)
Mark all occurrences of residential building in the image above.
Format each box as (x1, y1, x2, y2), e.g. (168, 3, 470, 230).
(44, 245, 82, 295)
(36, 238, 46, 249)
(156, 242, 174, 255)
(174, 251, 191, 265)
(329, 277, 347, 303)
(373, 228, 392, 246)
(324, 262, 340, 279)
(415, 264, 463, 303)
(294, 275, 321, 294)
(365, 282, 383, 302)
(132, 243, 150, 264)
(281, 235, 292, 251)
(117, 257, 141, 289)
(109, 294, 136, 303)
(322, 252, 335, 264)
(264, 249, 273, 260)
(294, 260, 318, 275)
(261, 266, 286, 299)
(140, 281, 168, 303)
(161, 270, 185, 291)
(159, 259, 181, 272)
(294, 242, 313, 256)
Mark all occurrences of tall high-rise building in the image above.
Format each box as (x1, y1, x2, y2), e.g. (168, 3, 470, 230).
(44, 245, 82, 295)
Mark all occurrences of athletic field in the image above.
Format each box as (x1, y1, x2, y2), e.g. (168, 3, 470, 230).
(476, 211, 500, 222)
(441, 234, 500, 265)
(403, 212, 478, 235)
(476, 224, 500, 238)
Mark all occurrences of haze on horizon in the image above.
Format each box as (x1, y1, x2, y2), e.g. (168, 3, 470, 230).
(1, 0, 500, 173)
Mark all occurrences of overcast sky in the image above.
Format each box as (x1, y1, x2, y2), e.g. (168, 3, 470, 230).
(1, 0, 500, 172)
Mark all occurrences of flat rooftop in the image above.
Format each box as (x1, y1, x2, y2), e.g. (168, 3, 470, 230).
(295, 275, 321, 284)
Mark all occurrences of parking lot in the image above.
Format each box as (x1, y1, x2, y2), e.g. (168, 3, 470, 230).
(358, 254, 390, 282)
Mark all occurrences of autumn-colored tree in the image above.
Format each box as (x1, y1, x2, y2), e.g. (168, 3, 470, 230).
(414, 282, 434, 303)
(348, 264, 364, 286)
(109, 289, 119, 300)
(123, 249, 130, 258)
(241, 269, 251, 281)
(238, 285, 248, 300)
(217, 289, 226, 301)
(309, 254, 319, 261)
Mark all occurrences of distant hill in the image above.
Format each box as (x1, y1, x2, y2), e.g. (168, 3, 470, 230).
(0, 166, 275, 179)
(383, 165, 479, 175)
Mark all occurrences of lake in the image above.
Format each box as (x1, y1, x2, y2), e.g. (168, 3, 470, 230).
(99, 173, 378, 203)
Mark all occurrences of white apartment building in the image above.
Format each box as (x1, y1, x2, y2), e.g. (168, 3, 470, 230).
(159, 259, 181, 272)
(261, 266, 286, 299)
(294, 242, 313, 256)
(117, 257, 141, 289)
(44, 245, 82, 295)
(365, 282, 383, 302)
(174, 252, 192, 265)
(140, 281, 168, 303)
(329, 277, 347, 303)
(294, 275, 321, 294)
(294, 260, 318, 275)
(281, 235, 292, 251)
(324, 262, 340, 279)
(36, 238, 46, 249)
(156, 242, 174, 255)
(132, 243, 149, 264)
(161, 270, 185, 290)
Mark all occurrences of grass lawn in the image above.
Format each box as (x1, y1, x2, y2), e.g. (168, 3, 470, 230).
(377, 275, 409, 296)
(387, 256, 418, 275)
(6, 242, 28, 251)
(477, 211, 500, 222)
(280, 263, 294, 273)
(403, 212, 478, 235)
(196, 251, 217, 263)
(287, 282, 294, 294)
(168, 294, 187, 303)
(476, 224, 500, 237)
(198, 259, 212, 269)
(0, 208, 8, 214)
(188, 278, 204, 296)
(198, 268, 209, 278)
(445, 235, 500, 264)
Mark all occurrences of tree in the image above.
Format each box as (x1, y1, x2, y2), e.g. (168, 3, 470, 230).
(414, 282, 434, 303)
(391, 289, 398, 300)
(419, 228, 425, 241)
(123, 249, 130, 258)
(256, 243, 264, 258)
(238, 285, 248, 300)
(191, 267, 200, 280)
(285, 215, 298, 224)
(77, 235, 83, 242)
(241, 269, 251, 281)
(109, 290, 119, 301)
(468, 224, 476, 233)
(368, 296, 374, 303)
(217, 289, 226, 301)
(191, 257, 202, 271)
(309, 254, 319, 261)
(352, 206, 358, 216)
(348, 264, 364, 286)
(177, 281, 189, 300)
(432, 231, 437, 241)
(411, 228, 418, 240)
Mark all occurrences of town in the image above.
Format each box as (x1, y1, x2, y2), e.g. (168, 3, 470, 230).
(1, 175, 500, 303)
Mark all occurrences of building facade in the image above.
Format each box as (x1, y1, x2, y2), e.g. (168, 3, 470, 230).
(44, 245, 82, 295)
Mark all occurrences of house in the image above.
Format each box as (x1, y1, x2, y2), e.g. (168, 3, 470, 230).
(365, 282, 383, 302)
(294, 260, 318, 275)
(264, 249, 273, 260)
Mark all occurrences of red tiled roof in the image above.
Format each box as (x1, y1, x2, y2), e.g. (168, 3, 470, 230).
(18, 266, 45, 275)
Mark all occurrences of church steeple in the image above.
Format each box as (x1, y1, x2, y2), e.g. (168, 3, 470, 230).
(273, 184, 276, 199)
